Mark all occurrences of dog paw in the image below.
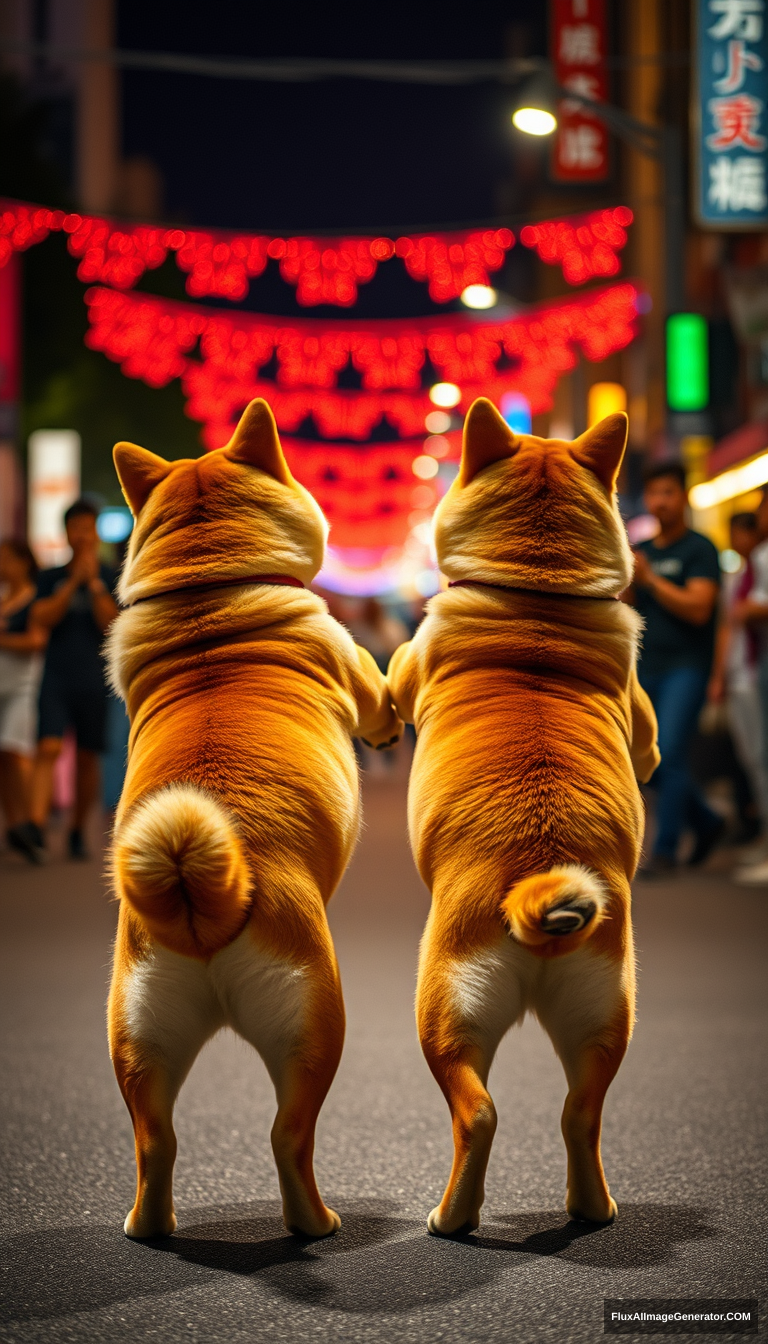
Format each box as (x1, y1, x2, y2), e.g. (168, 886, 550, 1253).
(566, 1196, 617, 1226)
(426, 1205, 480, 1238)
(124, 1207, 177, 1240)
(286, 1207, 341, 1239)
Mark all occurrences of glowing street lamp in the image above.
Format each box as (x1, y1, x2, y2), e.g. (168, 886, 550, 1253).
(429, 382, 461, 409)
(460, 284, 498, 309)
(511, 107, 556, 136)
(511, 67, 683, 322)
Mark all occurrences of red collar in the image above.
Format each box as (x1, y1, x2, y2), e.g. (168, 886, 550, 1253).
(448, 580, 616, 600)
(129, 574, 305, 607)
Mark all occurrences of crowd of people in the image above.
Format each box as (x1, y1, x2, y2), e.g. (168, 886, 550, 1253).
(3, 475, 768, 881)
(0, 499, 118, 864)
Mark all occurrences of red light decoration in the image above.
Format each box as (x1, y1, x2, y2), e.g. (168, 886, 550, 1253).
(1, 199, 632, 302)
(520, 207, 633, 286)
(83, 281, 643, 448)
(283, 437, 443, 549)
(394, 229, 514, 302)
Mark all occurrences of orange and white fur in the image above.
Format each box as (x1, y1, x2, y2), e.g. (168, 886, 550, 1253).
(107, 399, 401, 1241)
(388, 399, 659, 1235)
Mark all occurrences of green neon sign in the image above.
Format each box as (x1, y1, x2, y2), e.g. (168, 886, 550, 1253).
(666, 313, 709, 412)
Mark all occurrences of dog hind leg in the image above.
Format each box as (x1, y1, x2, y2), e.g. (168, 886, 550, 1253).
(110, 943, 224, 1239)
(211, 924, 345, 1238)
(535, 944, 633, 1224)
(418, 923, 531, 1236)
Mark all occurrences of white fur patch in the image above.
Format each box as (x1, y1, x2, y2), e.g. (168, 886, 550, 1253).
(208, 927, 307, 1080)
(446, 939, 632, 1074)
(533, 947, 631, 1063)
(121, 944, 224, 1083)
(121, 926, 307, 1085)
(449, 938, 538, 1053)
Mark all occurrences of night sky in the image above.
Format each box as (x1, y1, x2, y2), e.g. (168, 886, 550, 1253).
(118, 2, 548, 236)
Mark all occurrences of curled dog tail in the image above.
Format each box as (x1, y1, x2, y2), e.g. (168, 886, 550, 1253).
(501, 865, 607, 952)
(113, 785, 252, 958)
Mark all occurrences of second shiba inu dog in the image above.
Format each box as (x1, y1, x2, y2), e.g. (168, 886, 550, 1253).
(108, 399, 401, 1241)
(388, 398, 658, 1235)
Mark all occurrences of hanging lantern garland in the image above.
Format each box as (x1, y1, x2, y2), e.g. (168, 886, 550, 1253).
(0, 196, 643, 592)
(0, 199, 632, 304)
(82, 281, 643, 450)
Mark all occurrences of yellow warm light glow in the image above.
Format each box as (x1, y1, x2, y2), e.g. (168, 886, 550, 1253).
(461, 284, 497, 309)
(689, 449, 768, 510)
(429, 382, 461, 408)
(412, 455, 440, 479)
(512, 107, 557, 136)
(588, 382, 627, 428)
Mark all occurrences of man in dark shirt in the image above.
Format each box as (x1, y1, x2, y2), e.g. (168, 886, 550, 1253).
(631, 462, 722, 875)
(20, 499, 118, 860)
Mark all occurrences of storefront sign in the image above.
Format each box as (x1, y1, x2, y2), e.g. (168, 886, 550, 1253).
(27, 430, 81, 567)
(551, 0, 610, 182)
(694, 0, 768, 227)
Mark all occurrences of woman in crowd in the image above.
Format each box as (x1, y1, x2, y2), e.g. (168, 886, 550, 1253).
(0, 540, 47, 855)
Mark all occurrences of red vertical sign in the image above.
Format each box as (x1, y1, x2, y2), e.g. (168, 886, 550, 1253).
(551, 0, 610, 182)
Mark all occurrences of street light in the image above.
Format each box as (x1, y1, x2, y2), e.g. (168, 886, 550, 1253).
(512, 107, 556, 136)
(511, 67, 685, 317)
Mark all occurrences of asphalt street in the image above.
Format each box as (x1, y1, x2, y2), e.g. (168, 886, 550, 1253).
(1, 771, 766, 1344)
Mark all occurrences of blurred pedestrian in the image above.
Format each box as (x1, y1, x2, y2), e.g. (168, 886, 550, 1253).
(0, 540, 47, 855)
(14, 500, 118, 862)
(708, 512, 768, 861)
(729, 488, 768, 884)
(631, 463, 722, 875)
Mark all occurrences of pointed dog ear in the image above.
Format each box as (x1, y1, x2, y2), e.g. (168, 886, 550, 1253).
(224, 398, 293, 485)
(113, 442, 172, 516)
(459, 397, 520, 486)
(572, 413, 628, 493)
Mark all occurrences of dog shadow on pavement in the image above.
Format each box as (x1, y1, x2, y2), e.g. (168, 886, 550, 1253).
(1, 1198, 718, 1323)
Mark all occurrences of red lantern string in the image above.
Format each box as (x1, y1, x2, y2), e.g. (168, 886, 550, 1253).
(394, 230, 513, 302)
(282, 436, 444, 549)
(520, 207, 633, 287)
(1, 199, 631, 304)
(83, 281, 642, 448)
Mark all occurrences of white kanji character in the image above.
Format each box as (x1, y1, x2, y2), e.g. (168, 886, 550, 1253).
(708, 155, 767, 210)
(559, 23, 601, 65)
(560, 124, 604, 169)
(713, 38, 764, 93)
(572, 0, 589, 15)
(708, 0, 764, 42)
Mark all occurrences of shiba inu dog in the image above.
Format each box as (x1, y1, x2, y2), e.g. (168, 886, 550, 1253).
(107, 399, 402, 1241)
(387, 398, 659, 1236)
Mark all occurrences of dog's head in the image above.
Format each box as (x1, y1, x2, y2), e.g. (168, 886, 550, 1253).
(434, 398, 632, 598)
(113, 399, 328, 606)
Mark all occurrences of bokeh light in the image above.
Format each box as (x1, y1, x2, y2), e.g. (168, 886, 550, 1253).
(429, 382, 462, 408)
(425, 410, 452, 433)
(461, 284, 497, 309)
(412, 455, 440, 479)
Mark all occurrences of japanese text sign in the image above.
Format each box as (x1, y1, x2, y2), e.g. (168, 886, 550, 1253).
(695, 0, 768, 227)
(551, 0, 610, 182)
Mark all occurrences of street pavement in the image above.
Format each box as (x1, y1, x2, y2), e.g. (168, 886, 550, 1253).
(1, 773, 766, 1344)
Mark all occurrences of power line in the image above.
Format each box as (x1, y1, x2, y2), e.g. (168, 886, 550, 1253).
(0, 42, 689, 84)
